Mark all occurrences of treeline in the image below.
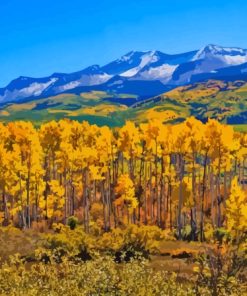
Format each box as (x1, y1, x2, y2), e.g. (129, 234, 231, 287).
(0, 117, 246, 241)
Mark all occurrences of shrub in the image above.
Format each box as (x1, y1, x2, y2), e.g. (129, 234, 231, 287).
(193, 244, 247, 296)
(0, 255, 196, 296)
(41, 224, 95, 262)
(98, 225, 171, 256)
(67, 216, 78, 230)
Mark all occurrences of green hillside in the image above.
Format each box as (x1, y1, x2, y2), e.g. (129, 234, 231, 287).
(134, 80, 247, 124)
(0, 91, 138, 127)
(0, 80, 247, 130)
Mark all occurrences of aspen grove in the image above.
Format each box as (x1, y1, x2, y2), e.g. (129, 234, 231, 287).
(0, 117, 246, 242)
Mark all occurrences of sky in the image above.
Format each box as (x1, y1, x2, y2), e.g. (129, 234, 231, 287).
(0, 0, 247, 87)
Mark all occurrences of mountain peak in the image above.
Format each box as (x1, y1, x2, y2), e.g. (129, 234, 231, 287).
(16, 76, 32, 81)
(88, 64, 101, 70)
(118, 51, 147, 62)
(194, 44, 247, 60)
(83, 64, 100, 71)
(6, 76, 34, 89)
(79, 64, 102, 74)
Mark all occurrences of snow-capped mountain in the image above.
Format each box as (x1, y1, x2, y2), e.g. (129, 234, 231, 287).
(171, 44, 247, 85)
(193, 44, 247, 65)
(1, 44, 247, 103)
(51, 65, 112, 93)
(0, 66, 112, 103)
(0, 76, 58, 103)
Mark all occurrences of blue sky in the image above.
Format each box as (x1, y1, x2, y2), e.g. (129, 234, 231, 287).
(1, 0, 247, 87)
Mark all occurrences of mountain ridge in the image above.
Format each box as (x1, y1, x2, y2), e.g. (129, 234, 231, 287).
(2, 44, 247, 104)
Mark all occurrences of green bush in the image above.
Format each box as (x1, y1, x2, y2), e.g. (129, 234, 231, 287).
(67, 216, 78, 230)
(40, 224, 95, 262)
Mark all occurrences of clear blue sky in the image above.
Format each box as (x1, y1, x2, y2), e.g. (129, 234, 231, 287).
(1, 0, 247, 87)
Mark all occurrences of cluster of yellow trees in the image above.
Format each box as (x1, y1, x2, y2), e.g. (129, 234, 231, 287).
(0, 117, 246, 240)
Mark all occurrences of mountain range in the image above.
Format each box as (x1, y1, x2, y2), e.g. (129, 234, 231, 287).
(1, 44, 247, 104)
(0, 44, 247, 129)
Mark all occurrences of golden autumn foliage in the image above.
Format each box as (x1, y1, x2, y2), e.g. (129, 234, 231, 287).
(0, 116, 244, 249)
(0, 254, 198, 296)
(226, 177, 247, 240)
(115, 174, 138, 212)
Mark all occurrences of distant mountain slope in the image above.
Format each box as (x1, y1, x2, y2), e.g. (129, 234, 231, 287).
(2, 44, 247, 104)
(134, 80, 247, 124)
(0, 91, 139, 126)
(0, 80, 247, 128)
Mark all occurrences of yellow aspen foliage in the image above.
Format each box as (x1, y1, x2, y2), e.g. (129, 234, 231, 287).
(115, 174, 138, 212)
(118, 121, 140, 160)
(39, 121, 62, 154)
(0, 116, 245, 238)
(40, 180, 65, 219)
(226, 177, 247, 239)
(89, 165, 104, 181)
(183, 117, 204, 154)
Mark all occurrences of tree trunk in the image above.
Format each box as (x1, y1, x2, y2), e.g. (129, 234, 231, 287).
(178, 154, 184, 240)
(200, 152, 208, 242)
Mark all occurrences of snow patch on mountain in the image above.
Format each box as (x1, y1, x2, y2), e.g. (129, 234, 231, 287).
(56, 74, 112, 92)
(193, 44, 247, 66)
(25, 78, 58, 96)
(58, 81, 81, 91)
(0, 78, 58, 102)
(138, 64, 178, 81)
(222, 55, 247, 65)
(120, 51, 159, 77)
(117, 51, 136, 63)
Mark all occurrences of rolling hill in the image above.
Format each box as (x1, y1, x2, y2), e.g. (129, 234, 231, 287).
(132, 80, 247, 125)
(0, 91, 138, 126)
(0, 80, 247, 131)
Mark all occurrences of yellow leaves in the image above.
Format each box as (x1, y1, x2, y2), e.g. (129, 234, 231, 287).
(89, 165, 104, 181)
(115, 174, 138, 212)
(0, 116, 246, 234)
(193, 265, 200, 273)
(146, 119, 163, 140)
(7, 121, 41, 162)
(171, 179, 192, 207)
(39, 120, 62, 153)
(183, 117, 205, 153)
(98, 225, 166, 254)
(204, 223, 214, 241)
(143, 108, 178, 123)
(49, 180, 65, 197)
(9, 205, 22, 217)
(226, 177, 247, 238)
(140, 119, 168, 157)
(203, 119, 241, 172)
(193, 263, 211, 278)
(0, 212, 4, 224)
(38, 198, 46, 211)
(118, 121, 140, 159)
(205, 119, 236, 153)
(0, 123, 9, 145)
(40, 180, 65, 219)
